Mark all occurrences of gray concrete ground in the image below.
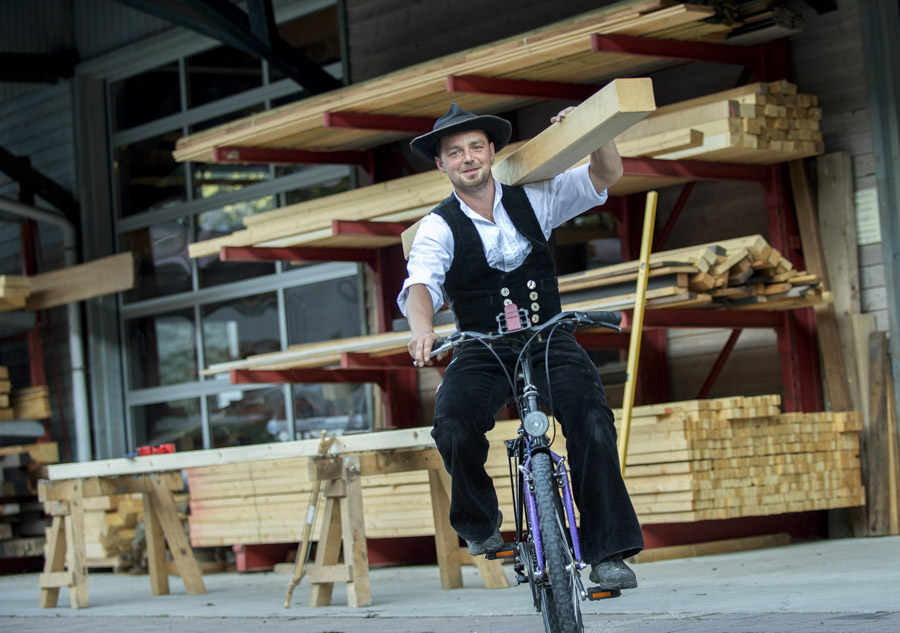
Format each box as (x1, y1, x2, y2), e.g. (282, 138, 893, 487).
(1, 535, 899, 632)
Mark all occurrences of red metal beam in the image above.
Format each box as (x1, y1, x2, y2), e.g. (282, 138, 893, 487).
(219, 246, 378, 266)
(332, 220, 413, 237)
(212, 146, 370, 166)
(231, 368, 388, 385)
(574, 331, 629, 349)
(622, 157, 771, 183)
(323, 111, 434, 133)
(653, 181, 695, 252)
(446, 74, 598, 101)
(696, 328, 743, 399)
(623, 309, 783, 329)
(342, 351, 411, 368)
(591, 34, 764, 76)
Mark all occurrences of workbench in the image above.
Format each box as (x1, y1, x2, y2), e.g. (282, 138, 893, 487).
(38, 428, 506, 609)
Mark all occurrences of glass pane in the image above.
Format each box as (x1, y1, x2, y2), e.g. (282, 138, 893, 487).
(208, 386, 287, 447)
(110, 61, 181, 132)
(293, 383, 371, 438)
(121, 218, 193, 303)
(202, 292, 280, 368)
(132, 398, 203, 451)
(276, 168, 352, 206)
(188, 103, 265, 134)
(115, 130, 186, 217)
(186, 45, 263, 109)
(285, 276, 362, 345)
(195, 195, 276, 288)
(127, 308, 198, 389)
(192, 164, 272, 201)
(269, 7, 341, 83)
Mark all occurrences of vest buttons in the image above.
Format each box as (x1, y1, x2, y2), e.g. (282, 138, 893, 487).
(503, 299, 512, 306)
(531, 314, 540, 323)
(500, 287, 510, 297)
(531, 302, 540, 312)
(529, 291, 538, 301)
(527, 280, 537, 290)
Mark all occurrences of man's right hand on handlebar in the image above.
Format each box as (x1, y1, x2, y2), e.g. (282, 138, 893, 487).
(409, 330, 447, 367)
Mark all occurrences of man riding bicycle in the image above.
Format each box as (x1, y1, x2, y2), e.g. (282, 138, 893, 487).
(398, 103, 644, 590)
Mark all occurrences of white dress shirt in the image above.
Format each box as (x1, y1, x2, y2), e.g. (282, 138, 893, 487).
(397, 164, 607, 315)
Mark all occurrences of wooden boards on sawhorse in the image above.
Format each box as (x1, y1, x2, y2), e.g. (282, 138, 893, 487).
(303, 448, 507, 608)
(37, 474, 206, 609)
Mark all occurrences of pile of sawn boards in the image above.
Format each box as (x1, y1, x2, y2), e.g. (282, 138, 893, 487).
(186, 79, 822, 257)
(0, 442, 58, 561)
(184, 396, 862, 547)
(0, 276, 29, 312)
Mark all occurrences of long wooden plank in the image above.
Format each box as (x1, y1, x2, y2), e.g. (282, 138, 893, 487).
(46, 427, 436, 480)
(493, 78, 655, 184)
(25, 252, 136, 311)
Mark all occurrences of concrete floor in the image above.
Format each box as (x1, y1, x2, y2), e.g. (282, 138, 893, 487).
(1, 535, 899, 632)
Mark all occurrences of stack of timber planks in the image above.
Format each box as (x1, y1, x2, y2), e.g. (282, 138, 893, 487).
(0, 276, 30, 312)
(185, 79, 826, 256)
(200, 234, 826, 377)
(184, 397, 863, 548)
(558, 233, 826, 312)
(81, 482, 190, 571)
(620, 395, 865, 522)
(10, 386, 52, 421)
(172, 1, 737, 163)
(616, 80, 824, 164)
(0, 442, 58, 561)
(0, 367, 10, 421)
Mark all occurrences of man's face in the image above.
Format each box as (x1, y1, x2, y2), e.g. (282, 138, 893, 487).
(435, 130, 495, 193)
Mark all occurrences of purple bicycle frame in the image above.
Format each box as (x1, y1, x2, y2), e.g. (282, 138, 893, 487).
(522, 443, 585, 578)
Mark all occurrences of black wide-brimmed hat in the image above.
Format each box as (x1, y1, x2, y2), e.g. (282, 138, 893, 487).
(410, 103, 512, 162)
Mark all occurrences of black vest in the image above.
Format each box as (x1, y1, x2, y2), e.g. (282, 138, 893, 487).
(433, 184, 561, 333)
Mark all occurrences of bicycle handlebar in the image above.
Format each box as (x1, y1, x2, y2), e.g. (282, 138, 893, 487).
(429, 309, 622, 358)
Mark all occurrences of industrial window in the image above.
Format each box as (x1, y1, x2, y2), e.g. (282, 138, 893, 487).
(105, 1, 370, 452)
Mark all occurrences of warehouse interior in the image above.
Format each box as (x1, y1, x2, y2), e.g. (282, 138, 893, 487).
(0, 0, 899, 607)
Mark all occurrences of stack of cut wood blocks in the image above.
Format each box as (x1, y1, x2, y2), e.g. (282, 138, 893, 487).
(616, 80, 823, 165)
(620, 395, 865, 522)
(184, 396, 863, 548)
(81, 489, 192, 571)
(186, 457, 438, 547)
(0, 275, 30, 312)
(557, 233, 826, 312)
(0, 442, 58, 560)
(0, 366, 53, 424)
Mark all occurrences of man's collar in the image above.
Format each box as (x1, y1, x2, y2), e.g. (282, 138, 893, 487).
(452, 177, 502, 214)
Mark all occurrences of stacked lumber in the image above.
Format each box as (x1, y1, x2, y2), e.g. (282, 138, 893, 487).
(620, 395, 866, 522)
(726, 1, 804, 45)
(81, 490, 191, 571)
(558, 234, 827, 312)
(186, 457, 438, 546)
(0, 367, 11, 421)
(0, 276, 30, 312)
(185, 397, 863, 547)
(0, 442, 58, 561)
(616, 80, 823, 164)
(200, 234, 826, 377)
(11, 386, 51, 420)
(173, 2, 730, 164)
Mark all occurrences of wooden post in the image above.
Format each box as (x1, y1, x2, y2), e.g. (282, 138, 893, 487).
(65, 480, 89, 608)
(38, 514, 68, 608)
(142, 486, 169, 595)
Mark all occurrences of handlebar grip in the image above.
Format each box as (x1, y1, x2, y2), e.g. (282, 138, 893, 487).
(583, 311, 622, 327)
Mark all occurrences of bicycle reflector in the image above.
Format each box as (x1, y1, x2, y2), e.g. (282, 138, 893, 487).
(523, 411, 550, 437)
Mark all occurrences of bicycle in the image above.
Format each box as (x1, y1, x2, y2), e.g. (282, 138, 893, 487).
(430, 303, 624, 633)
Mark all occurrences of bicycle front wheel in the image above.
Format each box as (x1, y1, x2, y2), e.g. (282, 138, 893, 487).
(531, 451, 582, 633)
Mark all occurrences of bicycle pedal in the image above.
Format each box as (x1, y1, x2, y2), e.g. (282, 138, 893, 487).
(485, 544, 517, 560)
(585, 586, 622, 601)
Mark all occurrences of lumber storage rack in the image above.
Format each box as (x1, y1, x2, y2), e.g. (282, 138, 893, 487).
(207, 35, 823, 420)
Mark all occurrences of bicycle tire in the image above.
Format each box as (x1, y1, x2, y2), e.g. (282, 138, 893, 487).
(531, 451, 582, 633)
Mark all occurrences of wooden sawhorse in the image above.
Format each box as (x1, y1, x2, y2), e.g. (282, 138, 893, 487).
(38, 473, 206, 609)
(302, 447, 508, 608)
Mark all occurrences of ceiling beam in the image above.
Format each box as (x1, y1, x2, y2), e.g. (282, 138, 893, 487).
(0, 52, 77, 83)
(113, 0, 342, 95)
(0, 144, 80, 224)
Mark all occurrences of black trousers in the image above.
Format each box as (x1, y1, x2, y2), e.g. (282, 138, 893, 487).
(431, 330, 644, 564)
